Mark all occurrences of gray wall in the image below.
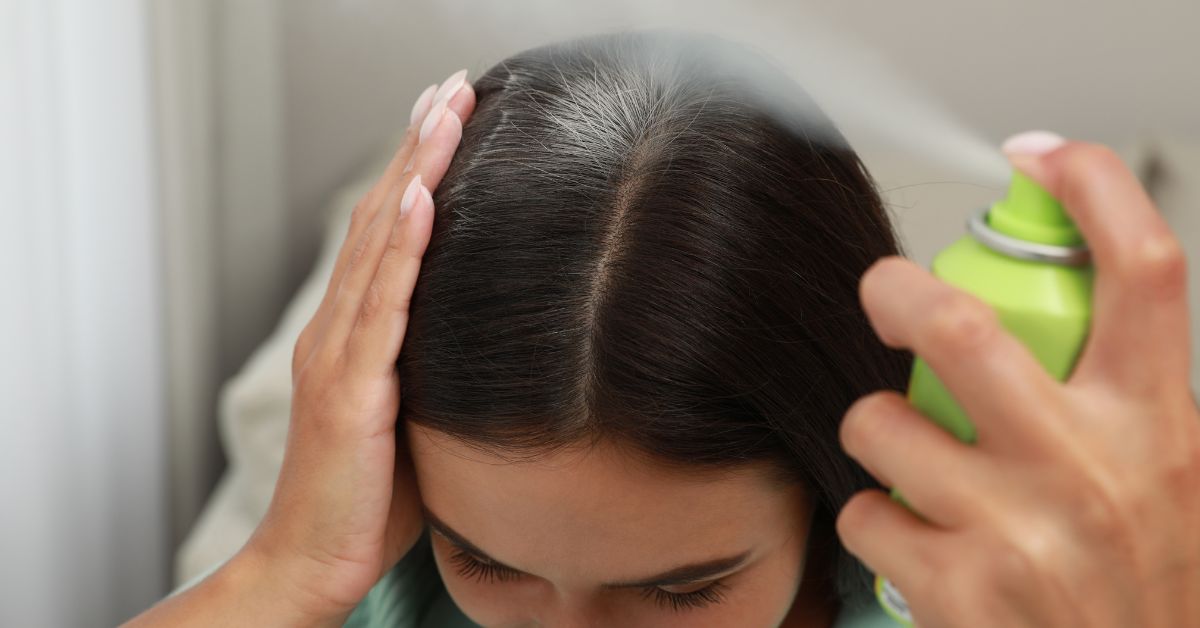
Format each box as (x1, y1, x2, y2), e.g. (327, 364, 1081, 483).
(265, 0, 1197, 302)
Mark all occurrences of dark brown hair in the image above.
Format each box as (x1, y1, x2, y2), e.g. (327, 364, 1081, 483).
(397, 30, 913, 606)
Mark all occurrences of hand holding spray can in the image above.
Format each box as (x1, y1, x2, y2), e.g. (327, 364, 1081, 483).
(874, 169, 1095, 626)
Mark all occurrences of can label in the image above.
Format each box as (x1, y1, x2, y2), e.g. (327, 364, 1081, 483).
(875, 574, 915, 627)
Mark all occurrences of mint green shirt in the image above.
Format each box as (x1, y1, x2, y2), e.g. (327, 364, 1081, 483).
(344, 528, 901, 627)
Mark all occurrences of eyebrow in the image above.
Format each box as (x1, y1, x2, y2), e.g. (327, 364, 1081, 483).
(420, 505, 753, 589)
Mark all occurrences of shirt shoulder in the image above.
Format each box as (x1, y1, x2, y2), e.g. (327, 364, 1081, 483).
(343, 529, 480, 628)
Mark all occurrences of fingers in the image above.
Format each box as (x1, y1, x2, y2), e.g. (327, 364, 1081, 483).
(347, 176, 434, 375)
(841, 390, 984, 527)
(359, 71, 472, 216)
(406, 82, 476, 189)
(296, 69, 473, 372)
(858, 256, 1061, 450)
(364, 82, 438, 210)
(1006, 138, 1191, 397)
(324, 100, 463, 355)
(442, 76, 477, 134)
(318, 82, 435, 305)
(835, 488, 945, 607)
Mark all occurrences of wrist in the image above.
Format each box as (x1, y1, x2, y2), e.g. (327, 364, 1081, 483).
(216, 544, 353, 628)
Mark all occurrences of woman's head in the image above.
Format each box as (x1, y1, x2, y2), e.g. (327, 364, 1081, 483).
(397, 30, 912, 626)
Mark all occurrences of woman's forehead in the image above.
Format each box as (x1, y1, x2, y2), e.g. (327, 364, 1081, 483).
(405, 423, 808, 578)
(406, 422, 793, 503)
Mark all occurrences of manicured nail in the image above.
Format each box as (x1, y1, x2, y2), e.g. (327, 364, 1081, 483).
(399, 174, 423, 218)
(432, 68, 468, 105)
(419, 182, 433, 210)
(409, 83, 438, 126)
(1001, 130, 1066, 157)
(419, 99, 448, 144)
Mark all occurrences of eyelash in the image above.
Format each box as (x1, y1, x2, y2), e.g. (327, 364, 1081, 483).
(637, 579, 729, 612)
(447, 548, 730, 611)
(447, 548, 523, 584)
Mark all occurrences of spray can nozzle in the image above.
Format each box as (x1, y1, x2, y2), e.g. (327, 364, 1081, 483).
(989, 171, 1083, 246)
(965, 171, 1091, 266)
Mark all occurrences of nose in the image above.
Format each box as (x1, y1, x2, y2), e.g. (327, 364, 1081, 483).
(525, 612, 604, 628)
(520, 592, 611, 628)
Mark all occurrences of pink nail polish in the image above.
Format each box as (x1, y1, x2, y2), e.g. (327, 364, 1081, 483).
(419, 99, 448, 144)
(419, 183, 433, 210)
(409, 83, 438, 127)
(399, 174, 423, 218)
(1001, 130, 1066, 157)
(432, 69, 468, 105)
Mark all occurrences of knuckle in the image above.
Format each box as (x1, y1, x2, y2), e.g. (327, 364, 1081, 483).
(1119, 231, 1188, 300)
(293, 351, 348, 406)
(358, 281, 385, 324)
(349, 197, 373, 228)
(1070, 473, 1128, 543)
(1159, 424, 1200, 497)
(382, 233, 407, 267)
(291, 362, 323, 398)
(945, 535, 1051, 624)
(997, 519, 1055, 585)
(993, 543, 1039, 590)
(924, 292, 997, 354)
(347, 224, 377, 271)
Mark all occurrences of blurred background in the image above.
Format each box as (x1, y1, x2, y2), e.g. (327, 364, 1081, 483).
(3, 0, 1197, 625)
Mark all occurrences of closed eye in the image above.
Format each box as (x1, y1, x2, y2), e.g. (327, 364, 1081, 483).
(447, 547, 522, 583)
(446, 548, 730, 612)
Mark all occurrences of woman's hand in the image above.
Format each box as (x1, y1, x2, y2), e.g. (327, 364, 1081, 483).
(246, 68, 475, 620)
(124, 69, 476, 628)
(836, 133, 1200, 627)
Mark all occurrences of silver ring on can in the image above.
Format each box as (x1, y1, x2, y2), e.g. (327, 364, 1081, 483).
(966, 206, 1091, 266)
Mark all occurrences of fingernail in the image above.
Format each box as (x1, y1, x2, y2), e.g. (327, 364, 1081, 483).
(400, 174, 423, 218)
(409, 83, 438, 127)
(1001, 130, 1066, 157)
(419, 99, 448, 144)
(419, 182, 433, 210)
(431, 68, 468, 106)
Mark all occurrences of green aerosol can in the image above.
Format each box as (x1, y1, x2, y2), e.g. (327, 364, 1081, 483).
(875, 170, 1095, 626)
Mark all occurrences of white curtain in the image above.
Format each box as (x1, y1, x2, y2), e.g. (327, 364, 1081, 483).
(0, 0, 169, 625)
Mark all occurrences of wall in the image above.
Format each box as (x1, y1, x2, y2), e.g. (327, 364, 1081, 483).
(274, 0, 1199, 284)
